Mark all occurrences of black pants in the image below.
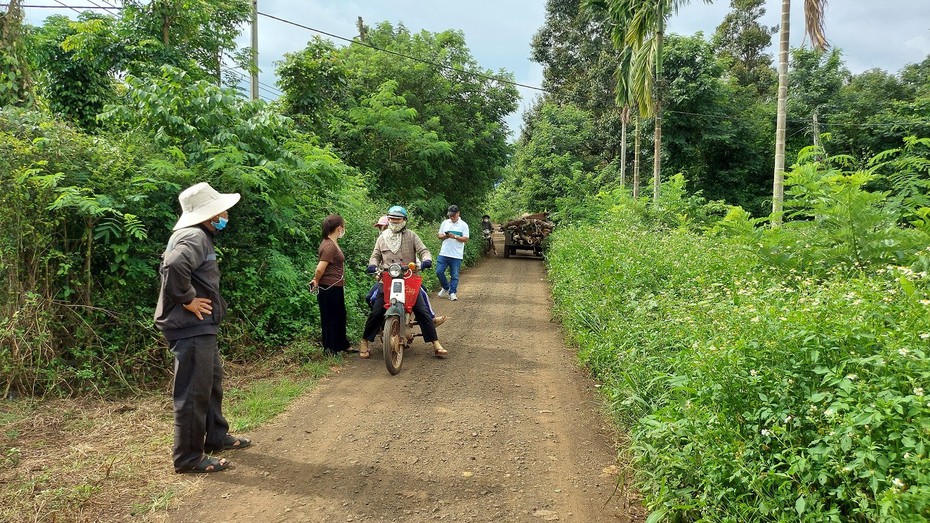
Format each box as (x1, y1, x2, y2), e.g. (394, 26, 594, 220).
(169, 334, 229, 472)
(317, 285, 351, 354)
(363, 288, 438, 343)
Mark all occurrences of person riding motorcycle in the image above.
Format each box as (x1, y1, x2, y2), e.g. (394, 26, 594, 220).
(360, 206, 447, 359)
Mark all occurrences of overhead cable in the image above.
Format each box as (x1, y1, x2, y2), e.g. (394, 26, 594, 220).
(257, 11, 548, 93)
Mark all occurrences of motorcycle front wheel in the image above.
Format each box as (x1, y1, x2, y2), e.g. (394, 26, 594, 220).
(383, 315, 403, 375)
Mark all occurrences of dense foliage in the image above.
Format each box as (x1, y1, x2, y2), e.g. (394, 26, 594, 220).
(1, 0, 509, 396)
(513, 0, 930, 218)
(0, 69, 378, 395)
(277, 23, 519, 217)
(546, 145, 930, 521)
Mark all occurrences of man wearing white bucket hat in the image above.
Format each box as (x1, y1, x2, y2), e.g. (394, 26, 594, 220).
(155, 182, 250, 473)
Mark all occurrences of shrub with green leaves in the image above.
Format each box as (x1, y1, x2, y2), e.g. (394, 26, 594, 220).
(548, 185, 930, 520)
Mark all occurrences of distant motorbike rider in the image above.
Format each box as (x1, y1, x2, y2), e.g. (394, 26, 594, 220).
(481, 214, 497, 255)
(360, 206, 447, 359)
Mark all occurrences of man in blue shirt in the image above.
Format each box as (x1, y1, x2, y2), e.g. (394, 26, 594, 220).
(436, 205, 469, 301)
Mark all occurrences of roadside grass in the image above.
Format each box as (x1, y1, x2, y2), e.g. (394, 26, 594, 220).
(224, 359, 331, 433)
(0, 351, 341, 523)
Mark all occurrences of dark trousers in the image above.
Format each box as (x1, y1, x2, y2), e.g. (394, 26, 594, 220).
(363, 288, 438, 343)
(317, 285, 351, 354)
(169, 334, 229, 472)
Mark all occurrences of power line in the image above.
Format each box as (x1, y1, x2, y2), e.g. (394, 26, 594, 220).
(2, 3, 122, 8)
(257, 10, 548, 94)
(49, 0, 83, 14)
(222, 67, 278, 100)
(665, 109, 929, 129)
(221, 52, 285, 96)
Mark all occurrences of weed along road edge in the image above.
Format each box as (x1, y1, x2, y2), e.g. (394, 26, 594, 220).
(162, 252, 641, 522)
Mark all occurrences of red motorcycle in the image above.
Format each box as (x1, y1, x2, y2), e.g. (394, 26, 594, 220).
(378, 262, 424, 375)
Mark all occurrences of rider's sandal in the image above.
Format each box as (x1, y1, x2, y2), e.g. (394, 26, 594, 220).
(433, 341, 448, 358)
(359, 340, 371, 359)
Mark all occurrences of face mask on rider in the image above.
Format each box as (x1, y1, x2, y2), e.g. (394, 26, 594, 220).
(388, 221, 405, 233)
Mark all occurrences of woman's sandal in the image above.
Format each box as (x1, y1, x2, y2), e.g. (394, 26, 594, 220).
(181, 455, 230, 473)
(359, 349, 371, 359)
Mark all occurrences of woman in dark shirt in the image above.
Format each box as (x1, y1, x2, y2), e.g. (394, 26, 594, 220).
(310, 214, 355, 356)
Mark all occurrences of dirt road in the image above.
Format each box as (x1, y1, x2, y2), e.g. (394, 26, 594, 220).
(164, 250, 640, 522)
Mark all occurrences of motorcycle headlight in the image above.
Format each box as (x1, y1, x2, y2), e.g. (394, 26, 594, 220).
(388, 264, 403, 278)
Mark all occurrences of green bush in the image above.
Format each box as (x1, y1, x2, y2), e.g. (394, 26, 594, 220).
(0, 66, 378, 394)
(547, 185, 930, 520)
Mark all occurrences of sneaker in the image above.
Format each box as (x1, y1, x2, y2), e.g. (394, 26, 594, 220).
(438, 288, 448, 298)
(449, 293, 457, 301)
(433, 315, 447, 327)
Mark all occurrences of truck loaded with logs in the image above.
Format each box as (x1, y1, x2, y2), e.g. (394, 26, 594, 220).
(499, 213, 554, 258)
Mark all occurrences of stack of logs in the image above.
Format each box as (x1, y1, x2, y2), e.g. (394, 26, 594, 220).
(500, 213, 554, 247)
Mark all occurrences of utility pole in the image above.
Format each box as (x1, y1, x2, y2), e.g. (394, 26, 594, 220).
(250, 0, 258, 100)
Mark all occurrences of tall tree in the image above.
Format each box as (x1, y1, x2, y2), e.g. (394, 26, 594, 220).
(531, 0, 626, 166)
(787, 47, 847, 154)
(600, 0, 707, 202)
(31, 14, 116, 130)
(662, 34, 773, 213)
(278, 22, 519, 215)
(0, 0, 34, 107)
(771, 0, 828, 223)
(119, 0, 251, 79)
(711, 0, 777, 97)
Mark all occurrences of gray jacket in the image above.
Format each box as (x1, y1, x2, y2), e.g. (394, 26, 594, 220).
(154, 226, 228, 341)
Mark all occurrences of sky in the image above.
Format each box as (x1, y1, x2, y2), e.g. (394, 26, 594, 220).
(22, 0, 930, 137)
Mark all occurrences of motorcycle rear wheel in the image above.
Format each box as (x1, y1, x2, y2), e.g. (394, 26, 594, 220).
(383, 315, 403, 375)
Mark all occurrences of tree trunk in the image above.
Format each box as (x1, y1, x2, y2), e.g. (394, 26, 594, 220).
(653, 99, 662, 202)
(633, 114, 641, 199)
(619, 106, 628, 189)
(772, 0, 790, 225)
(652, 29, 664, 204)
(83, 220, 93, 307)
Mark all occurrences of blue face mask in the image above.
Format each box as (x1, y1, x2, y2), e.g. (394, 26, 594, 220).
(211, 216, 229, 231)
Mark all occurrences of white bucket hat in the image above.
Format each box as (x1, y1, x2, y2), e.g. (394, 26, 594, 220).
(173, 182, 241, 231)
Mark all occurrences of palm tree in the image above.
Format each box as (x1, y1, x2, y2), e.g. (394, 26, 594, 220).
(601, 0, 702, 202)
(614, 44, 636, 192)
(772, 0, 828, 223)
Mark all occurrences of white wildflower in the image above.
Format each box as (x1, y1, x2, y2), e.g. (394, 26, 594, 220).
(920, 299, 930, 306)
(750, 369, 758, 377)
(845, 374, 857, 381)
(921, 333, 930, 340)
(893, 478, 906, 490)
(900, 348, 911, 357)
(761, 429, 772, 437)
(915, 387, 925, 397)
